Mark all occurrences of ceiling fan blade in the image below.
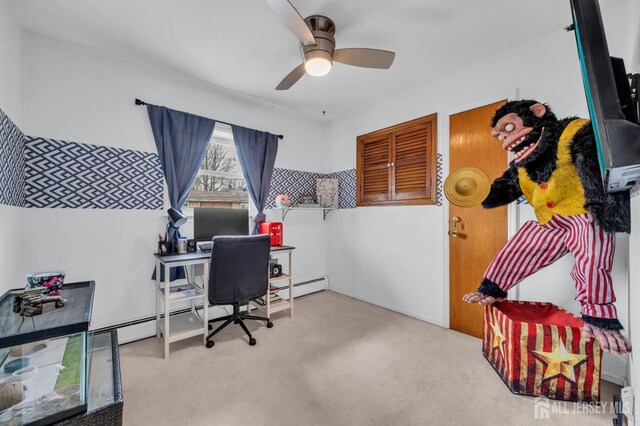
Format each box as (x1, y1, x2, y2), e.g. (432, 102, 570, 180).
(276, 63, 306, 90)
(333, 48, 396, 69)
(265, 0, 316, 45)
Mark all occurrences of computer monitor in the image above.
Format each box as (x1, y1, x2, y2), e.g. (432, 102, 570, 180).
(570, 0, 640, 192)
(193, 208, 250, 241)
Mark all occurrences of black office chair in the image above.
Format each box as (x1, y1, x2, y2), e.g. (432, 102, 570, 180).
(206, 234, 273, 348)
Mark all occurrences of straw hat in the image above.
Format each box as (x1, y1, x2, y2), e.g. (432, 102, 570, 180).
(444, 167, 491, 207)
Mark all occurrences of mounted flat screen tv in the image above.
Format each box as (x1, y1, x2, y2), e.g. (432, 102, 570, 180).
(570, 0, 640, 192)
(193, 208, 249, 241)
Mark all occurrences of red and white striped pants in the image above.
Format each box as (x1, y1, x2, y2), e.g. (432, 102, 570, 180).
(484, 213, 617, 320)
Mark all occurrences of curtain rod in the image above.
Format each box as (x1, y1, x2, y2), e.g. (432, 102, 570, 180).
(134, 98, 284, 140)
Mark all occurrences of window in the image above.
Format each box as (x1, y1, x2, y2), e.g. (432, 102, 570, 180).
(185, 124, 249, 209)
(356, 113, 437, 206)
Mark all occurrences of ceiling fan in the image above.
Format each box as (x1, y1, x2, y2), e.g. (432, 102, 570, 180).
(265, 0, 396, 90)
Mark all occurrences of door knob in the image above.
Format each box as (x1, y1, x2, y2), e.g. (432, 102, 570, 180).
(450, 216, 462, 238)
(451, 216, 462, 230)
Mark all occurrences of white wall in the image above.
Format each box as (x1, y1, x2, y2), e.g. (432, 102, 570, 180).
(0, 205, 24, 295)
(0, 0, 25, 294)
(324, 3, 634, 381)
(0, 1, 23, 127)
(22, 34, 327, 329)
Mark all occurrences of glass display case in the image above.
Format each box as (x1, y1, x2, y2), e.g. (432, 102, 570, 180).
(0, 281, 95, 426)
(57, 330, 123, 426)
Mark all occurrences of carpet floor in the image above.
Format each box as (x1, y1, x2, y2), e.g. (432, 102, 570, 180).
(120, 290, 619, 425)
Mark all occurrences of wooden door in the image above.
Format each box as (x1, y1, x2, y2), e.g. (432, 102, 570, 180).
(357, 134, 392, 203)
(449, 100, 508, 338)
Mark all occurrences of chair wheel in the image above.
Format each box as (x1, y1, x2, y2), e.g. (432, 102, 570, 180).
(267, 322, 273, 328)
(249, 338, 256, 346)
(206, 340, 215, 348)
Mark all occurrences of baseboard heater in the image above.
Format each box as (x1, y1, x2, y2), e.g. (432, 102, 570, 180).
(96, 276, 328, 343)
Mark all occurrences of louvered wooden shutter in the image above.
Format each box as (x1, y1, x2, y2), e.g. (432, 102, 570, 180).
(357, 134, 391, 203)
(356, 114, 437, 206)
(393, 122, 433, 201)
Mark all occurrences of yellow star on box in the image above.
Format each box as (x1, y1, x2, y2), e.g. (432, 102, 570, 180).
(532, 341, 587, 383)
(489, 320, 506, 359)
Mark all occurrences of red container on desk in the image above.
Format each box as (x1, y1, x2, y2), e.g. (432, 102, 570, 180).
(259, 222, 283, 246)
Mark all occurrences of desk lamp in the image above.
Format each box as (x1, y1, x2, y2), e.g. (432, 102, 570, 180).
(165, 208, 187, 242)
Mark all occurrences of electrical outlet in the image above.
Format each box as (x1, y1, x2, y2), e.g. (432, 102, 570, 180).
(621, 386, 634, 424)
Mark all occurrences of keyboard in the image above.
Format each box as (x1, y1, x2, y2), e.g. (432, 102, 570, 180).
(198, 242, 212, 252)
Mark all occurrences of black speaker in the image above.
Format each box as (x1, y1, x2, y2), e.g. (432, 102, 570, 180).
(270, 263, 282, 278)
(186, 239, 197, 253)
(158, 241, 168, 255)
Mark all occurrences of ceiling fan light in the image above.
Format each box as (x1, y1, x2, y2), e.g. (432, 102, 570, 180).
(304, 50, 333, 77)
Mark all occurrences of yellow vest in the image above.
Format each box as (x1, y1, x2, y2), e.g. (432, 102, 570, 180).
(517, 119, 589, 224)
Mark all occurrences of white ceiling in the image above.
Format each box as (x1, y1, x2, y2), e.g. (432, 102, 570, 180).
(12, 0, 625, 121)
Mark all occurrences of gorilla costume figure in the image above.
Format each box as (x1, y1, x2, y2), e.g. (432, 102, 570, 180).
(463, 99, 632, 355)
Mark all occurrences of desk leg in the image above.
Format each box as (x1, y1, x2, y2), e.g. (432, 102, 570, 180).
(203, 261, 209, 346)
(155, 259, 161, 338)
(266, 281, 271, 319)
(164, 263, 170, 359)
(289, 250, 293, 317)
(190, 265, 196, 315)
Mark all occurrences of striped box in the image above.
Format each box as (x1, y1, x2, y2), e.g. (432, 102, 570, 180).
(483, 301, 601, 402)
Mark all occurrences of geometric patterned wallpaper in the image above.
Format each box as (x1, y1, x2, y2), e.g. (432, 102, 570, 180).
(266, 168, 356, 210)
(436, 153, 443, 206)
(25, 136, 163, 209)
(267, 159, 444, 209)
(325, 169, 357, 209)
(266, 167, 325, 209)
(0, 109, 25, 207)
(3, 117, 448, 211)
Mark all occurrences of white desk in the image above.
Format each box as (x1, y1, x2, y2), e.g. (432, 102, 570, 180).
(250, 245, 295, 318)
(154, 245, 295, 358)
(154, 252, 210, 359)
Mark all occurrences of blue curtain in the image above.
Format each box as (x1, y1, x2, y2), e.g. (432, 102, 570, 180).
(148, 105, 215, 280)
(231, 125, 278, 234)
